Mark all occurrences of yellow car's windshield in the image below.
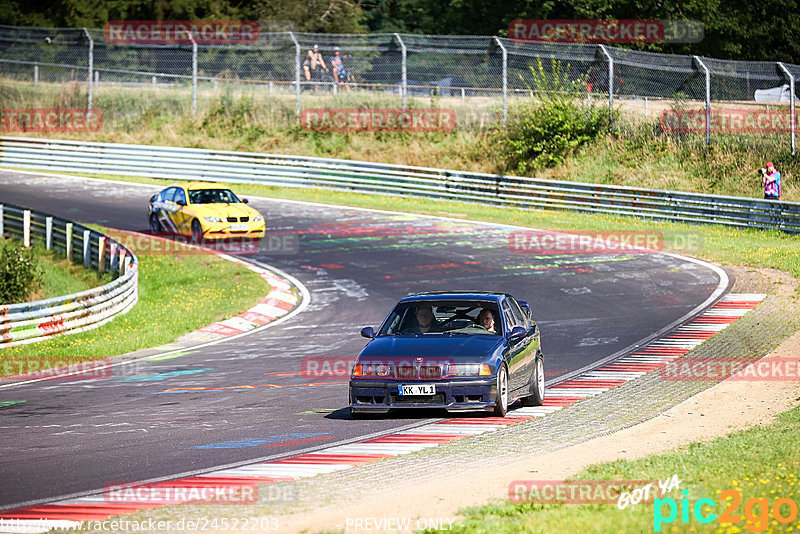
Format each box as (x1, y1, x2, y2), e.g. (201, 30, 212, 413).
(188, 189, 240, 204)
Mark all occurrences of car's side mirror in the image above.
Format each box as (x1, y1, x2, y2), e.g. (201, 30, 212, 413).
(242, 198, 249, 204)
(176, 199, 186, 206)
(360, 326, 375, 339)
(508, 326, 526, 340)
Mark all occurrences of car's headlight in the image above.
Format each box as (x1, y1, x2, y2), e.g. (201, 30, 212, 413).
(444, 363, 492, 376)
(203, 216, 222, 223)
(253, 216, 263, 222)
(352, 363, 393, 378)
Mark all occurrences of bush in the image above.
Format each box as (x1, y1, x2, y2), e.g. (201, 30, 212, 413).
(0, 240, 43, 304)
(498, 58, 612, 174)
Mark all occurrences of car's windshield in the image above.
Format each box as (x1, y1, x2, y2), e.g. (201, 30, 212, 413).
(379, 301, 502, 336)
(188, 189, 240, 204)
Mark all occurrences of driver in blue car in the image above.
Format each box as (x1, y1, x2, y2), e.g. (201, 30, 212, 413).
(414, 305, 439, 333)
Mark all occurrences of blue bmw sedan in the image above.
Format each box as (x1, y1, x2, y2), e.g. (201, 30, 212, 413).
(349, 292, 544, 417)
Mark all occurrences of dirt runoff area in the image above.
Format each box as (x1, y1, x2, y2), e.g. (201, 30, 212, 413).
(277, 277, 800, 533)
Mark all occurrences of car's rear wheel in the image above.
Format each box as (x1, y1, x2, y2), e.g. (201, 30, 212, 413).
(191, 219, 203, 243)
(492, 365, 509, 417)
(521, 355, 545, 407)
(149, 213, 162, 233)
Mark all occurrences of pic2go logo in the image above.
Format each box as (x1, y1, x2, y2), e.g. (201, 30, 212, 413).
(654, 489, 799, 532)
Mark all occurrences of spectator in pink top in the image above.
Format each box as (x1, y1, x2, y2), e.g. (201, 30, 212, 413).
(762, 162, 781, 200)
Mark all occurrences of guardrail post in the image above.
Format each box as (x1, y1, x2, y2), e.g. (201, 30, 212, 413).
(34, 64, 38, 86)
(493, 37, 508, 126)
(394, 33, 407, 111)
(0, 205, 4, 238)
(98, 236, 106, 273)
(778, 62, 796, 156)
(288, 32, 301, 119)
(186, 30, 198, 113)
(83, 230, 91, 268)
(598, 45, 614, 132)
(694, 56, 711, 145)
(110, 242, 118, 272)
(65, 222, 73, 261)
(23, 210, 30, 247)
(83, 28, 93, 112)
(45, 216, 53, 250)
(119, 249, 127, 275)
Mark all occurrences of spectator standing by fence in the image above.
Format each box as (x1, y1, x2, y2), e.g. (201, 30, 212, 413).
(762, 162, 781, 200)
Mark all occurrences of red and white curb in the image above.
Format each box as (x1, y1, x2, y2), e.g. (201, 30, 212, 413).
(0, 293, 766, 532)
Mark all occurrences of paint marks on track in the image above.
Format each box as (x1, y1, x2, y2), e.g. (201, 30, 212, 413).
(0, 294, 765, 533)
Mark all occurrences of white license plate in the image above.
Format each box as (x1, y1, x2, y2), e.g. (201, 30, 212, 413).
(229, 224, 248, 231)
(398, 384, 436, 396)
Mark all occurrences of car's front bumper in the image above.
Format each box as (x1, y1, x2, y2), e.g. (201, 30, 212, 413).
(201, 222, 266, 240)
(349, 378, 496, 413)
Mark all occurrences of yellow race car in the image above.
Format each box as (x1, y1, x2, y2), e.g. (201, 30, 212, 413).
(148, 183, 265, 241)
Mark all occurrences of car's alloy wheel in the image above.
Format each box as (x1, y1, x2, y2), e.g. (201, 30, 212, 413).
(149, 213, 162, 233)
(493, 365, 509, 417)
(522, 356, 545, 406)
(191, 219, 203, 243)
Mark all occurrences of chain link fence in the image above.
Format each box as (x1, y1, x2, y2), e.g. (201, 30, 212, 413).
(0, 24, 797, 152)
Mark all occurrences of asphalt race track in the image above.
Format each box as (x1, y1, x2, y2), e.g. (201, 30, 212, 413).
(0, 170, 728, 509)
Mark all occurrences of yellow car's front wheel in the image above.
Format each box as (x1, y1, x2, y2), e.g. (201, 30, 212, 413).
(191, 219, 204, 243)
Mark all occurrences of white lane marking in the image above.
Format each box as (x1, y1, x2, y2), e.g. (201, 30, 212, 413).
(582, 371, 648, 380)
(391, 426, 494, 435)
(702, 309, 751, 317)
(720, 294, 766, 301)
(316, 443, 438, 455)
(675, 324, 730, 332)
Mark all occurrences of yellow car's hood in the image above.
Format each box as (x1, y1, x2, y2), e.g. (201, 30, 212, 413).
(191, 203, 261, 219)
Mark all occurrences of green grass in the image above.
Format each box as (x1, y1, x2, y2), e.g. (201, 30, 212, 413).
(440, 405, 800, 533)
(33, 244, 113, 300)
(0, 234, 272, 375)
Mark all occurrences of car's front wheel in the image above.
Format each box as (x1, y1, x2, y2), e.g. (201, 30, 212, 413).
(149, 213, 162, 233)
(492, 365, 509, 417)
(191, 219, 203, 243)
(521, 355, 545, 407)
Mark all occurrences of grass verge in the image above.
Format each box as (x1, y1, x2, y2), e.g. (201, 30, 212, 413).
(445, 404, 800, 533)
(32, 243, 113, 300)
(0, 232, 272, 376)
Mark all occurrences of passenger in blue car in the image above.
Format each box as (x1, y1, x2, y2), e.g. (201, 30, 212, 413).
(478, 308, 496, 333)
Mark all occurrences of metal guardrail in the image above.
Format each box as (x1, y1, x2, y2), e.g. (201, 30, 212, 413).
(1, 136, 799, 234)
(0, 201, 138, 348)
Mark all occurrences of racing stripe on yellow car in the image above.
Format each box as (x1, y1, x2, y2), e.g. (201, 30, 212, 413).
(0, 294, 765, 531)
